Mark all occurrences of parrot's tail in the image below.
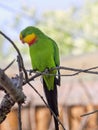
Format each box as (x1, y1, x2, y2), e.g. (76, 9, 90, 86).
(43, 78, 59, 130)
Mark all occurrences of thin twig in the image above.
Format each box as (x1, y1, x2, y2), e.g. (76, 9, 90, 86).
(3, 59, 15, 71)
(18, 103, 22, 130)
(17, 54, 24, 130)
(0, 31, 28, 81)
(27, 65, 98, 78)
(81, 110, 98, 117)
(51, 66, 98, 75)
(23, 72, 41, 85)
(23, 65, 98, 85)
(28, 82, 66, 130)
(50, 66, 98, 76)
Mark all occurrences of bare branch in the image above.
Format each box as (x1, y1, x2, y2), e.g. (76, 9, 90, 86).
(0, 69, 26, 103)
(18, 103, 22, 130)
(17, 54, 25, 130)
(0, 31, 28, 81)
(27, 65, 98, 77)
(23, 65, 98, 86)
(3, 59, 15, 71)
(0, 94, 15, 123)
(0, 31, 21, 56)
(81, 110, 98, 117)
(28, 82, 66, 130)
(0, 75, 24, 123)
(51, 66, 98, 75)
(23, 72, 41, 85)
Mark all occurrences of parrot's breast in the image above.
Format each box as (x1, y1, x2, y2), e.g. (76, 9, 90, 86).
(29, 41, 56, 72)
(29, 38, 59, 90)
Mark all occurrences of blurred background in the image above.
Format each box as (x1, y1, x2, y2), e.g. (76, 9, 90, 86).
(0, 0, 98, 130)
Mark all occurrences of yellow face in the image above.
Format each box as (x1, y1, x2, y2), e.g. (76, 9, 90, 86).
(20, 33, 37, 45)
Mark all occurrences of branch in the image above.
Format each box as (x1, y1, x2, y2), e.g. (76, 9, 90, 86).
(0, 94, 15, 123)
(0, 31, 27, 129)
(0, 69, 26, 103)
(81, 110, 98, 117)
(0, 74, 24, 123)
(0, 31, 28, 81)
(52, 66, 98, 75)
(23, 65, 98, 86)
(28, 82, 66, 130)
(27, 65, 98, 78)
(17, 55, 24, 130)
(3, 59, 15, 71)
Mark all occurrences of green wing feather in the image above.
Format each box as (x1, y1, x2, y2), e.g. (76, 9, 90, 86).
(50, 38, 60, 66)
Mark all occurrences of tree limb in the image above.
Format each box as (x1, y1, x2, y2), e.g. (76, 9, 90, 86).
(0, 94, 15, 123)
(0, 69, 26, 103)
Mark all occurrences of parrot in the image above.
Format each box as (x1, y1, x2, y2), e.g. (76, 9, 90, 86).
(20, 26, 60, 130)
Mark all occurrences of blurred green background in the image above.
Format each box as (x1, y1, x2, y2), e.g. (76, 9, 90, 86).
(0, 0, 98, 61)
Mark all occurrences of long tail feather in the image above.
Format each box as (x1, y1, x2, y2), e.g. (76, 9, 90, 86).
(43, 78, 59, 130)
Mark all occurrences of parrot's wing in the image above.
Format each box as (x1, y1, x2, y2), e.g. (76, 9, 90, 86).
(51, 40, 60, 66)
(47, 36, 60, 66)
(51, 39, 60, 86)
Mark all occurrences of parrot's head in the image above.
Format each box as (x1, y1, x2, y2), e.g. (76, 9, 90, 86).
(20, 26, 43, 46)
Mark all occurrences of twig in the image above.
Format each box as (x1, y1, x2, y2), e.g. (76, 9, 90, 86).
(18, 103, 22, 130)
(28, 82, 66, 130)
(81, 110, 98, 117)
(27, 65, 98, 78)
(17, 54, 24, 130)
(0, 31, 21, 56)
(3, 59, 15, 71)
(23, 65, 98, 85)
(23, 72, 41, 85)
(51, 66, 98, 75)
(0, 31, 28, 81)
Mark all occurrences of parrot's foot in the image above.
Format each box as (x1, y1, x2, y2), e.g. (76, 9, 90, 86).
(28, 69, 37, 75)
(44, 68, 50, 74)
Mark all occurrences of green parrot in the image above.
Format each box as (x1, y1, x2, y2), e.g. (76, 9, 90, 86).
(20, 26, 60, 130)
